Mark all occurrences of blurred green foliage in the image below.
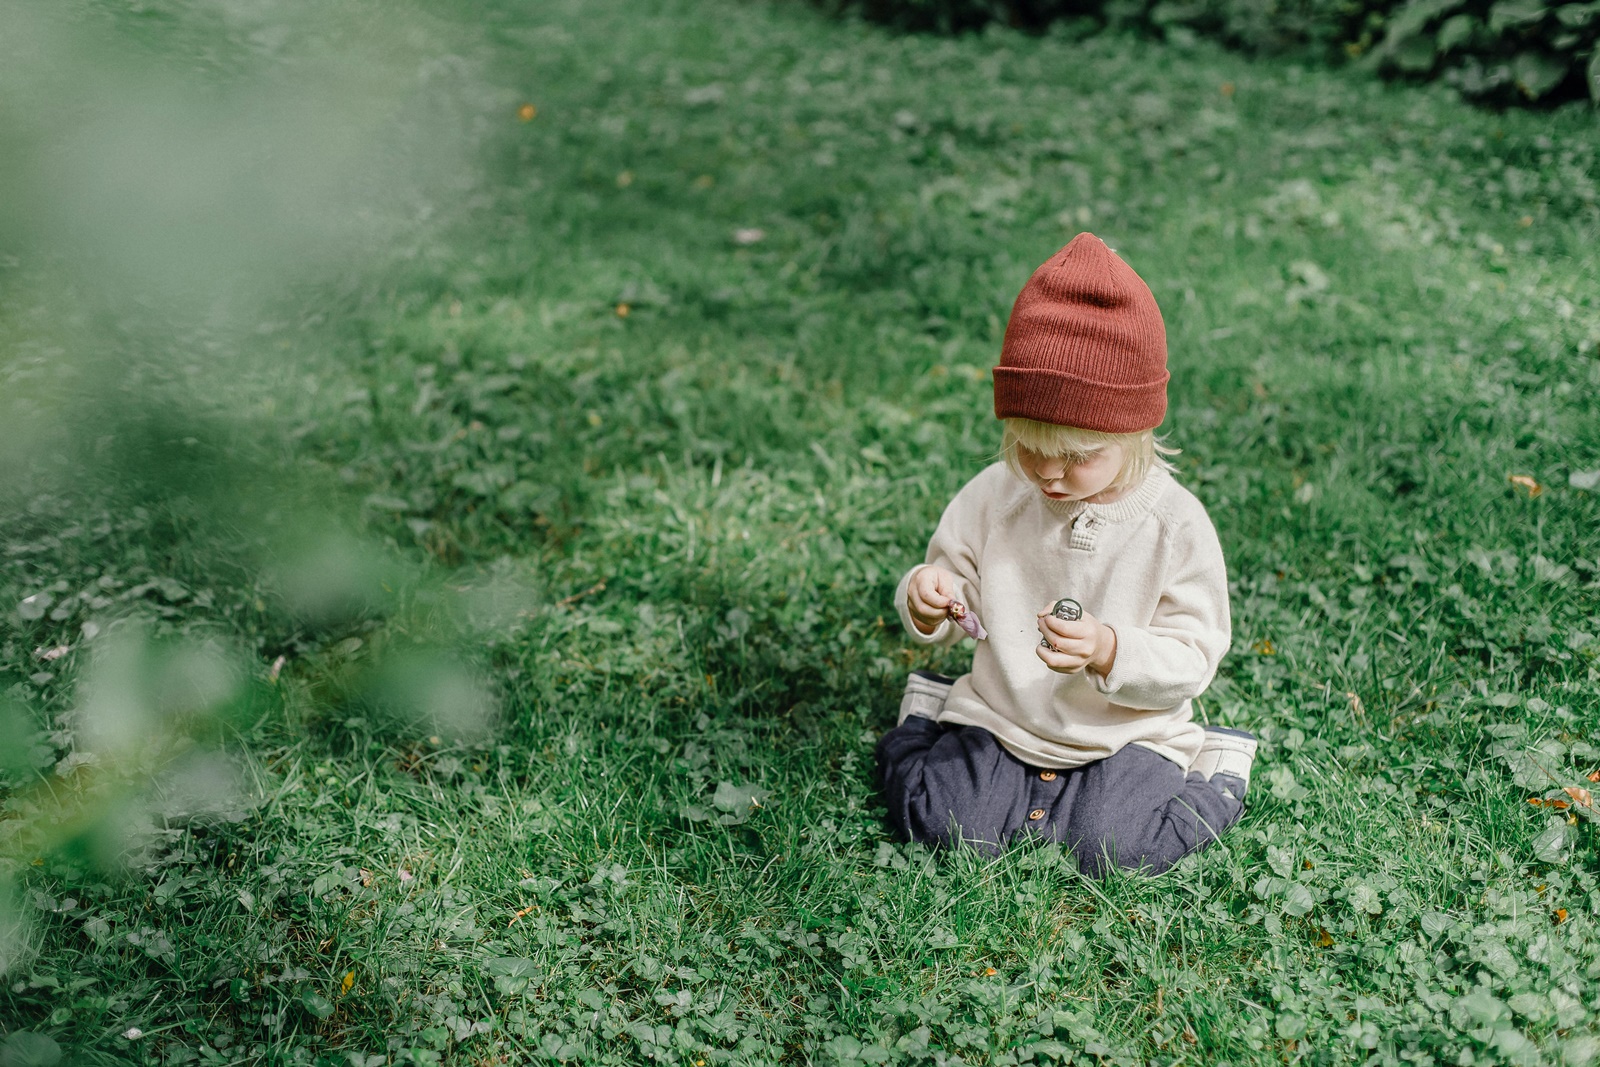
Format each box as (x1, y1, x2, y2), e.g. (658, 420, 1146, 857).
(820, 0, 1600, 104)
(0, 0, 501, 999)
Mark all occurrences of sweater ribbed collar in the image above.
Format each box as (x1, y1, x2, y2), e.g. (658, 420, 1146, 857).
(1040, 466, 1172, 524)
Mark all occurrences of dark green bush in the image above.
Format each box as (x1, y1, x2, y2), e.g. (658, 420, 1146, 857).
(1143, 0, 1398, 58)
(820, 0, 1600, 105)
(813, 0, 1095, 33)
(1374, 0, 1600, 103)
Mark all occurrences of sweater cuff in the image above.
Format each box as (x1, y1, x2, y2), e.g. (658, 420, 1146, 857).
(1091, 625, 1211, 710)
(895, 565, 957, 646)
(1092, 623, 1139, 696)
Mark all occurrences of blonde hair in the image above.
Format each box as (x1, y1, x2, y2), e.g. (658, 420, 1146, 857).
(1000, 418, 1177, 494)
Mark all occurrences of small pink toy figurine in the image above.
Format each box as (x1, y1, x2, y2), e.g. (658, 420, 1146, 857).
(947, 600, 988, 641)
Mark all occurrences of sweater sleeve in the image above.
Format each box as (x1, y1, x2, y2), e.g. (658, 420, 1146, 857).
(894, 468, 998, 647)
(1091, 512, 1231, 710)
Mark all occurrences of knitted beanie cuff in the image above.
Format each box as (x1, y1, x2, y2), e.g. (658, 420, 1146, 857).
(992, 366, 1169, 433)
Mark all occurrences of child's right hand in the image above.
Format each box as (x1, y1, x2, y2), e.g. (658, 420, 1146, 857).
(906, 566, 959, 635)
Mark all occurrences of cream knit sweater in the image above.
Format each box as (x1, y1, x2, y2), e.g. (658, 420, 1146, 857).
(894, 462, 1231, 770)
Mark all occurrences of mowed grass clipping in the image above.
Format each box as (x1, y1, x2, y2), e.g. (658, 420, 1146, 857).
(2, 0, 1599, 1063)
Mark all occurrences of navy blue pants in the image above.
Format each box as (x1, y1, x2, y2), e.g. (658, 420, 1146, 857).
(876, 715, 1245, 877)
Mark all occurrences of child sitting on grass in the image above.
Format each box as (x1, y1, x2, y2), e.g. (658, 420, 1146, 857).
(877, 233, 1256, 877)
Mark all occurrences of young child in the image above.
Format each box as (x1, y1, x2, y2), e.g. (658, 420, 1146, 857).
(876, 233, 1256, 877)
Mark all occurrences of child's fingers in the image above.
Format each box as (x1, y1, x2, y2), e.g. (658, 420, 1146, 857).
(914, 571, 952, 608)
(1035, 639, 1088, 673)
(1037, 617, 1086, 648)
(1037, 615, 1095, 642)
(907, 578, 951, 625)
(1038, 635, 1091, 660)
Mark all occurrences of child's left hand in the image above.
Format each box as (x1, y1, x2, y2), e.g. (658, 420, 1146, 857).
(1036, 606, 1117, 676)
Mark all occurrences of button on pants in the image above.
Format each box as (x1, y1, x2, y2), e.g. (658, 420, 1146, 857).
(875, 715, 1244, 877)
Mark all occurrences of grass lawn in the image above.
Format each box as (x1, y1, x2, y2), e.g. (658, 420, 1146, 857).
(2, 0, 1600, 1063)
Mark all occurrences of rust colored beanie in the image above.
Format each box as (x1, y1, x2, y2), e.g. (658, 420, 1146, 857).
(992, 233, 1169, 433)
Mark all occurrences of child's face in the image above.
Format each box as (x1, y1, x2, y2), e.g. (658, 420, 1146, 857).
(1014, 442, 1127, 504)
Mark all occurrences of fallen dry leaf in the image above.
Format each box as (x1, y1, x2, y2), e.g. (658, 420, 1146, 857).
(1507, 474, 1543, 496)
(1563, 785, 1593, 809)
